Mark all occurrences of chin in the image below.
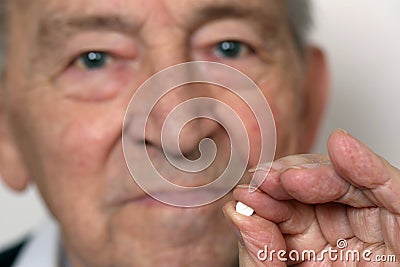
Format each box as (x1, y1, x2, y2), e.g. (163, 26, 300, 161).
(100, 196, 238, 267)
(62, 194, 237, 267)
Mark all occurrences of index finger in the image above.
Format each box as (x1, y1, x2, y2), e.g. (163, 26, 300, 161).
(327, 130, 400, 214)
(249, 154, 330, 193)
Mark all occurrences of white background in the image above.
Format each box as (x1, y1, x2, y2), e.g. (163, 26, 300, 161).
(1, 0, 400, 249)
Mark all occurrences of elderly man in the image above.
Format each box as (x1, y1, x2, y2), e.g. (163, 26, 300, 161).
(0, 0, 399, 266)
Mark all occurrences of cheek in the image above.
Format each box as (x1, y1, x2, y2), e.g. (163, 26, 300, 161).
(217, 86, 297, 168)
(241, 109, 263, 167)
(56, 106, 122, 172)
(230, 69, 302, 166)
(43, 102, 124, 179)
(10, 97, 127, 259)
(9, 89, 125, 209)
(218, 96, 263, 168)
(227, 84, 301, 167)
(260, 79, 301, 158)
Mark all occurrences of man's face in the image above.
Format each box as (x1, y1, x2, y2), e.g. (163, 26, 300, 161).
(1, 0, 321, 266)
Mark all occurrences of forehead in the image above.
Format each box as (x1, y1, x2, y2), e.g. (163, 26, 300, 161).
(13, 0, 285, 30)
(37, 0, 282, 15)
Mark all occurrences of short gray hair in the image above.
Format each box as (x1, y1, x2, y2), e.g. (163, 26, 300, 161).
(0, 0, 312, 72)
(0, 0, 6, 74)
(285, 0, 313, 51)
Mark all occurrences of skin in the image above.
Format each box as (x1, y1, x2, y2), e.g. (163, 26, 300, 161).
(225, 131, 400, 266)
(0, 0, 329, 266)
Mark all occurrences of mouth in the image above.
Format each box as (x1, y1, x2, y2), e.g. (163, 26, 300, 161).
(120, 188, 231, 208)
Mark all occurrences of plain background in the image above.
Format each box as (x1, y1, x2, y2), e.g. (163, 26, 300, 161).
(1, 0, 400, 249)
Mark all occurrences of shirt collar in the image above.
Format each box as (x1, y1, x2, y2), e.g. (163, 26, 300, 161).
(12, 218, 60, 267)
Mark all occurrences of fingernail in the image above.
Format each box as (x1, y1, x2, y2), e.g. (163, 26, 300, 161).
(294, 162, 331, 169)
(248, 181, 259, 193)
(248, 162, 273, 173)
(248, 166, 269, 173)
(236, 184, 250, 189)
(284, 165, 303, 170)
(236, 184, 262, 193)
(248, 169, 269, 192)
(336, 128, 349, 135)
(222, 209, 245, 245)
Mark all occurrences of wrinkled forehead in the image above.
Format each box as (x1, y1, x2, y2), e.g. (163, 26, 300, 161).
(8, 0, 285, 32)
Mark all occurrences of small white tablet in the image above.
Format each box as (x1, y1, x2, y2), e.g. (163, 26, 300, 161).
(235, 202, 254, 216)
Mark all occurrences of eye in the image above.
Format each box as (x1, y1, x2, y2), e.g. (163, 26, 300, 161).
(214, 41, 252, 59)
(74, 51, 112, 70)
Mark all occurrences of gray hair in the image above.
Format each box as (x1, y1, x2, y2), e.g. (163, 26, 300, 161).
(0, 0, 5, 74)
(0, 0, 312, 72)
(285, 0, 313, 51)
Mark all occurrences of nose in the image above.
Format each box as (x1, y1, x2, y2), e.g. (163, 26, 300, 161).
(143, 45, 221, 158)
(145, 83, 221, 158)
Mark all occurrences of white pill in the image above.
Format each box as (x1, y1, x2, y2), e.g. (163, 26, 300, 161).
(235, 202, 254, 216)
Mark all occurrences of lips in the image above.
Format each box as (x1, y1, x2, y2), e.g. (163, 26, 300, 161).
(121, 187, 231, 208)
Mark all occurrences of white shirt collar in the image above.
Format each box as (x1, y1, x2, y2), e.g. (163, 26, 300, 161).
(12, 218, 60, 267)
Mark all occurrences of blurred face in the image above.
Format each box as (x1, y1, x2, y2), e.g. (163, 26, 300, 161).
(0, 0, 325, 266)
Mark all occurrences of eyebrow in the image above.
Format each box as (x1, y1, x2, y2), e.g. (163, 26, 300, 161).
(39, 15, 141, 35)
(37, 15, 142, 49)
(38, 4, 280, 43)
(188, 4, 282, 34)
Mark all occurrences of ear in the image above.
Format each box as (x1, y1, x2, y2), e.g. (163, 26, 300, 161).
(296, 46, 329, 153)
(0, 85, 31, 191)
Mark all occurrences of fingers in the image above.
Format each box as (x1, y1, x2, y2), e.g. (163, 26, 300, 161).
(346, 207, 383, 243)
(250, 170, 291, 200)
(229, 129, 400, 265)
(328, 129, 400, 214)
(223, 201, 287, 266)
(233, 186, 291, 223)
(314, 203, 354, 244)
(250, 154, 330, 199)
(379, 209, 400, 256)
(249, 130, 399, 209)
(235, 184, 367, 249)
(252, 158, 374, 208)
(234, 187, 327, 244)
(280, 165, 374, 208)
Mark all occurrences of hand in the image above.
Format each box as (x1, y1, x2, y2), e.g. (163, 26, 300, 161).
(223, 130, 400, 266)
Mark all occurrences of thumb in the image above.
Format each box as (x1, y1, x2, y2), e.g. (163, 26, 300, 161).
(223, 201, 286, 267)
(238, 243, 258, 267)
